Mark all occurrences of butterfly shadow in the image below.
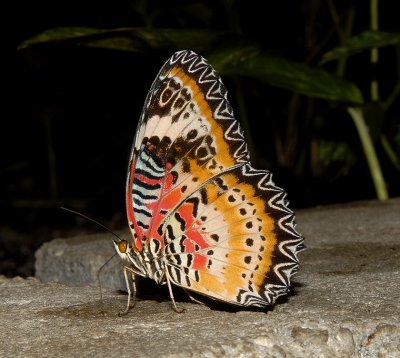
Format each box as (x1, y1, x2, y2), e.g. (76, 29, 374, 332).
(109, 277, 306, 314)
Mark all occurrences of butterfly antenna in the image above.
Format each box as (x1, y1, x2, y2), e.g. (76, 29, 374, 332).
(60, 206, 121, 315)
(96, 252, 118, 315)
(60, 206, 123, 242)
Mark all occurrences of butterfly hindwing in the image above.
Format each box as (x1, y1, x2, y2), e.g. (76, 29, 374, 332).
(163, 163, 302, 307)
(125, 50, 304, 307)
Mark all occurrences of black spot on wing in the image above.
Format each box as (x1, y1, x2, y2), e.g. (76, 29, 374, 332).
(174, 212, 186, 232)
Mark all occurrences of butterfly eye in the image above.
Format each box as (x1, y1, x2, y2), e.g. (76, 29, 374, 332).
(118, 240, 129, 254)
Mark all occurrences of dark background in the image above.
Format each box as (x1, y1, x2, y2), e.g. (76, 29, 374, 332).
(3, 0, 400, 277)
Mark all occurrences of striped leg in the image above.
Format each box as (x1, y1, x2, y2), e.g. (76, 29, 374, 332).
(118, 265, 137, 316)
(165, 268, 185, 313)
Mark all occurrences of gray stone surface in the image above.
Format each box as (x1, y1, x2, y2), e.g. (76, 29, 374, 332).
(35, 232, 127, 291)
(1, 198, 400, 357)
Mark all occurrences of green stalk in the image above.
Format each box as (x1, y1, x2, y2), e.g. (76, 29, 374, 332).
(383, 81, 400, 111)
(336, 7, 355, 78)
(380, 134, 400, 171)
(370, 0, 379, 101)
(347, 107, 387, 200)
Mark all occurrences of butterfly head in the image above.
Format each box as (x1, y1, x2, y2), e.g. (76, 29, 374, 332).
(113, 239, 135, 262)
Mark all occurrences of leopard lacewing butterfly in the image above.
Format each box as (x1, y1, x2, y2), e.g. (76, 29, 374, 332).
(114, 50, 304, 313)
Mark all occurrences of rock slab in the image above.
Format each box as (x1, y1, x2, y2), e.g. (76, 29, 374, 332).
(0, 198, 399, 357)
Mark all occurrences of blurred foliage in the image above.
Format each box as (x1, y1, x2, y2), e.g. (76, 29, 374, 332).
(18, 27, 225, 53)
(20, 27, 364, 104)
(6, 0, 400, 232)
(208, 46, 364, 104)
(321, 30, 400, 64)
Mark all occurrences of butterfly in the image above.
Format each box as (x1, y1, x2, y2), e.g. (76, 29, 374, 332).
(114, 50, 304, 313)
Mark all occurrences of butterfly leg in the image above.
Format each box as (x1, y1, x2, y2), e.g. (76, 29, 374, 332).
(164, 268, 186, 313)
(183, 289, 206, 306)
(118, 265, 137, 316)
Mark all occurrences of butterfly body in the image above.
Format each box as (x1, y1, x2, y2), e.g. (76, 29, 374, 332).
(115, 50, 304, 310)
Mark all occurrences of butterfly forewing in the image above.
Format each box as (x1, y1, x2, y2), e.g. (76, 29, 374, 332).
(127, 51, 249, 248)
(124, 50, 304, 308)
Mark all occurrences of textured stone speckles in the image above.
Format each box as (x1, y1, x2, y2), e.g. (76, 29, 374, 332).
(6, 198, 397, 357)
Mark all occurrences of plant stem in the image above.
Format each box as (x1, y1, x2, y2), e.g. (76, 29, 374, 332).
(347, 107, 387, 200)
(380, 134, 400, 171)
(383, 81, 400, 111)
(370, 0, 379, 101)
(336, 7, 355, 78)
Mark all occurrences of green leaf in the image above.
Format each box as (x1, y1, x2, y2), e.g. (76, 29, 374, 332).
(18, 27, 224, 53)
(18, 27, 107, 49)
(209, 48, 364, 104)
(321, 30, 400, 64)
(19, 27, 364, 104)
